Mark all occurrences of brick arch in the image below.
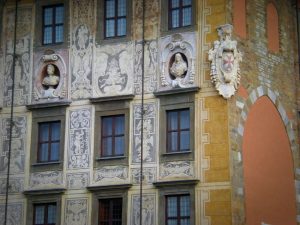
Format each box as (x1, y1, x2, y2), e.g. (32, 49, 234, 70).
(267, 2, 279, 52)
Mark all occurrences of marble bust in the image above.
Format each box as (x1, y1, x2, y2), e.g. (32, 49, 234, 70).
(170, 53, 187, 78)
(42, 64, 60, 98)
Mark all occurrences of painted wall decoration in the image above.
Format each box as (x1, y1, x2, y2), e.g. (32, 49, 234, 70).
(68, 108, 91, 169)
(65, 198, 88, 225)
(131, 167, 156, 184)
(131, 194, 156, 225)
(32, 50, 68, 102)
(0, 177, 24, 194)
(160, 161, 194, 179)
(132, 103, 156, 164)
(0, 203, 23, 225)
(94, 42, 133, 96)
(134, 40, 158, 94)
(0, 52, 4, 107)
(208, 24, 242, 99)
(93, 166, 128, 184)
(29, 171, 63, 189)
(0, 116, 26, 174)
(3, 7, 32, 106)
(66, 172, 89, 190)
(71, 0, 95, 99)
(159, 33, 196, 89)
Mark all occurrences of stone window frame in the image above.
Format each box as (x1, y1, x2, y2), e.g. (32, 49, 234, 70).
(96, 0, 132, 44)
(25, 192, 63, 225)
(161, 0, 197, 35)
(34, 0, 69, 49)
(88, 184, 131, 225)
(156, 91, 195, 162)
(28, 104, 68, 172)
(154, 180, 197, 225)
(92, 96, 133, 167)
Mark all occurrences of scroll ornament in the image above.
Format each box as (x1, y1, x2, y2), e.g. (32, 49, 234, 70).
(208, 24, 242, 99)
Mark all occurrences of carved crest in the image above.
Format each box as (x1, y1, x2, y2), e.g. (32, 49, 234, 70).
(208, 24, 242, 99)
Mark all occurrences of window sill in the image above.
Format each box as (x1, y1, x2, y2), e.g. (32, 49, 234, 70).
(163, 151, 192, 156)
(96, 156, 126, 161)
(32, 161, 62, 167)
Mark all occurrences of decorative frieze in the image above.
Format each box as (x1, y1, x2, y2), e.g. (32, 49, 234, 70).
(29, 171, 63, 189)
(66, 172, 89, 190)
(131, 167, 156, 184)
(0, 177, 24, 194)
(160, 161, 194, 179)
(65, 198, 88, 225)
(94, 166, 128, 184)
(0, 203, 24, 225)
(131, 194, 156, 225)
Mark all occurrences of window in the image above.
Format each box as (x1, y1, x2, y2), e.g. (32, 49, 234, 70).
(42, 4, 64, 45)
(166, 195, 190, 225)
(167, 109, 190, 153)
(169, 0, 192, 29)
(38, 121, 61, 163)
(104, 0, 127, 38)
(99, 198, 122, 225)
(33, 203, 57, 225)
(101, 115, 125, 157)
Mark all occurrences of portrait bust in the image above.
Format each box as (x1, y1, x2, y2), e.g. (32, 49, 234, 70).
(170, 53, 188, 78)
(42, 64, 60, 88)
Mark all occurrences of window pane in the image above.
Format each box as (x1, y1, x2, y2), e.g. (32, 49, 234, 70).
(180, 196, 190, 216)
(39, 123, 49, 142)
(167, 220, 177, 225)
(34, 205, 45, 224)
(39, 144, 48, 162)
(168, 132, 178, 152)
(106, 19, 115, 37)
(112, 199, 122, 220)
(182, 0, 192, 6)
(118, 0, 126, 16)
(99, 200, 110, 221)
(180, 219, 191, 225)
(167, 196, 177, 217)
(182, 7, 192, 26)
(171, 0, 179, 8)
(102, 117, 113, 136)
(168, 111, 178, 130)
(180, 131, 190, 151)
(47, 204, 57, 224)
(115, 116, 125, 135)
(117, 18, 126, 36)
(43, 27, 52, 44)
(180, 110, 190, 130)
(44, 8, 53, 25)
(55, 6, 64, 23)
(55, 25, 64, 43)
(172, 9, 179, 28)
(106, 0, 115, 17)
(51, 122, 60, 141)
(50, 143, 60, 161)
(115, 136, 124, 156)
(102, 137, 112, 156)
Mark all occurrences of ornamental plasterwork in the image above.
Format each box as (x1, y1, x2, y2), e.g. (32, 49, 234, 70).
(160, 161, 194, 179)
(131, 194, 156, 225)
(33, 50, 68, 102)
(29, 171, 63, 189)
(93, 166, 128, 184)
(208, 24, 242, 99)
(159, 33, 196, 89)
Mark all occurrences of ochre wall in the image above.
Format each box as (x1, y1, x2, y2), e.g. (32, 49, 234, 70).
(243, 96, 297, 225)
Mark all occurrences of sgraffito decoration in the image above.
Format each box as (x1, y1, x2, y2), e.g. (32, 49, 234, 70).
(0, 203, 24, 225)
(208, 24, 242, 99)
(65, 198, 88, 225)
(131, 194, 156, 225)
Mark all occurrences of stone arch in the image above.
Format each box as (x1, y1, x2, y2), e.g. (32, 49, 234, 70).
(267, 2, 279, 52)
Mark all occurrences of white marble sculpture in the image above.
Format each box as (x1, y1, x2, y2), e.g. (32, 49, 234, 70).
(42, 64, 60, 98)
(208, 24, 242, 99)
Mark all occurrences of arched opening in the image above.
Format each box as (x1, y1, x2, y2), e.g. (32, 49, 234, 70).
(243, 96, 296, 225)
(267, 3, 279, 52)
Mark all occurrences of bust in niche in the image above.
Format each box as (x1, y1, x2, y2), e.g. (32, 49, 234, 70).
(42, 64, 60, 98)
(169, 53, 188, 87)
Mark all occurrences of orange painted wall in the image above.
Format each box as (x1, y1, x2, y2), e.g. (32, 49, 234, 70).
(267, 3, 280, 52)
(243, 96, 297, 225)
(233, 0, 247, 38)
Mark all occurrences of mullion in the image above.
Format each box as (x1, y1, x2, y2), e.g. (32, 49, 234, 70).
(179, 0, 183, 28)
(112, 117, 116, 156)
(177, 111, 181, 152)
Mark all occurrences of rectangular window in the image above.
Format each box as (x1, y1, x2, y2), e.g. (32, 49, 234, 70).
(38, 121, 61, 163)
(43, 4, 64, 45)
(104, 0, 127, 38)
(34, 203, 57, 225)
(169, 0, 192, 29)
(101, 115, 125, 157)
(166, 195, 190, 225)
(167, 109, 190, 153)
(99, 198, 122, 225)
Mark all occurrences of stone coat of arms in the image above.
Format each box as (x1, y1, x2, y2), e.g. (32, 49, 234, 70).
(208, 24, 242, 99)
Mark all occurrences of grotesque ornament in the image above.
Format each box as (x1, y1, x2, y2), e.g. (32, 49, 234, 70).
(208, 24, 242, 99)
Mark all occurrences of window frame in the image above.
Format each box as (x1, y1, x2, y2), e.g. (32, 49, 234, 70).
(33, 202, 57, 225)
(42, 4, 64, 45)
(165, 194, 190, 225)
(168, 0, 192, 30)
(98, 198, 123, 225)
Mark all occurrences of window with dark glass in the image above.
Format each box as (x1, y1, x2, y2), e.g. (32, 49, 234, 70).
(38, 121, 60, 163)
(169, 0, 192, 29)
(166, 195, 190, 225)
(99, 198, 122, 225)
(167, 109, 190, 153)
(101, 115, 125, 157)
(42, 4, 64, 45)
(33, 203, 57, 225)
(104, 0, 127, 38)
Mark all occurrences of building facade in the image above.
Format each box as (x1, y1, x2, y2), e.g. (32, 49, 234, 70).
(0, 0, 299, 225)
